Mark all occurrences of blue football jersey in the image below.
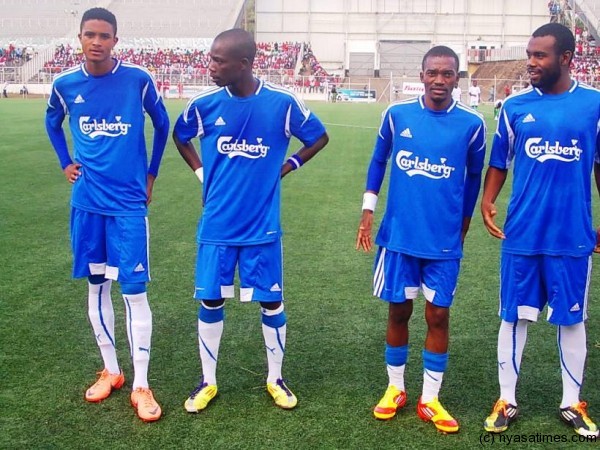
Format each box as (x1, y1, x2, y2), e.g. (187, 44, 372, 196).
(490, 81, 600, 256)
(46, 60, 169, 216)
(372, 96, 486, 259)
(173, 79, 326, 245)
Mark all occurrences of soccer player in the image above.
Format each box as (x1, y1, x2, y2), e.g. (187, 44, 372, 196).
(45, 7, 169, 422)
(468, 79, 481, 109)
(172, 28, 328, 413)
(356, 45, 486, 433)
(482, 23, 600, 438)
(451, 85, 462, 102)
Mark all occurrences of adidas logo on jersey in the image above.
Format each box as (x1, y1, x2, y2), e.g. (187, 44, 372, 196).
(270, 283, 282, 292)
(570, 303, 581, 312)
(134, 263, 145, 272)
(74, 94, 85, 104)
(215, 116, 226, 126)
(400, 128, 413, 138)
(522, 113, 535, 123)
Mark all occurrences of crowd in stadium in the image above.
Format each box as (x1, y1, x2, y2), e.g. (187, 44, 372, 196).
(0, 44, 32, 66)
(44, 44, 213, 75)
(46, 41, 303, 73)
(571, 26, 600, 83)
(39, 41, 343, 91)
(4, 9, 600, 87)
(48, 42, 294, 71)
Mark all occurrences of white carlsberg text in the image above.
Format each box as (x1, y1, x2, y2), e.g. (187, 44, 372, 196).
(217, 136, 270, 159)
(395, 150, 455, 179)
(79, 116, 132, 139)
(524, 137, 582, 163)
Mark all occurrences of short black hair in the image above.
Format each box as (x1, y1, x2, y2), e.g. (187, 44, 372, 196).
(214, 28, 256, 64)
(80, 7, 117, 36)
(532, 23, 575, 61)
(422, 45, 459, 71)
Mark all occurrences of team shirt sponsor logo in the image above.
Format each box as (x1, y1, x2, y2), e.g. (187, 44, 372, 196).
(217, 136, 270, 159)
(79, 116, 132, 138)
(395, 150, 456, 179)
(524, 137, 582, 163)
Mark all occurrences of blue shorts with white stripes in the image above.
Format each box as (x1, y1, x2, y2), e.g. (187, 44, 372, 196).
(373, 247, 460, 307)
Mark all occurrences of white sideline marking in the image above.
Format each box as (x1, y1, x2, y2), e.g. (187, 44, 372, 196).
(323, 122, 378, 130)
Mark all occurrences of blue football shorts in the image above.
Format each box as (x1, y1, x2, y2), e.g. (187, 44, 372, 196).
(194, 238, 284, 302)
(70, 208, 150, 283)
(373, 247, 460, 307)
(500, 253, 591, 325)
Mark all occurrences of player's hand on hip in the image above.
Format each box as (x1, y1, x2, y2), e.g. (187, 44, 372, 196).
(594, 227, 600, 253)
(146, 174, 156, 206)
(481, 201, 505, 239)
(64, 163, 82, 184)
(356, 210, 374, 252)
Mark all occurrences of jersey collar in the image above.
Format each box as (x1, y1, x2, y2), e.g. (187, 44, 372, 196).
(418, 94, 456, 113)
(224, 78, 263, 98)
(81, 58, 121, 78)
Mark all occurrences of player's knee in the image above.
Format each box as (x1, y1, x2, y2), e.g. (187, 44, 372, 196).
(121, 282, 146, 295)
(88, 274, 108, 285)
(201, 299, 225, 309)
(199, 301, 225, 323)
(425, 304, 449, 329)
(261, 303, 286, 328)
(260, 300, 282, 310)
(389, 302, 412, 324)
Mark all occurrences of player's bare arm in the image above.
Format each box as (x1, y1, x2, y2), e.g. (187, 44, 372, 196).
(281, 132, 329, 178)
(63, 162, 82, 184)
(356, 209, 375, 252)
(146, 174, 156, 206)
(481, 166, 507, 239)
(173, 131, 202, 172)
(356, 189, 378, 252)
(461, 217, 471, 245)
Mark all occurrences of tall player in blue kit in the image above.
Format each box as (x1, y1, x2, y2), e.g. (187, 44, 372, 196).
(482, 23, 600, 438)
(45, 8, 169, 422)
(173, 28, 328, 412)
(356, 46, 486, 433)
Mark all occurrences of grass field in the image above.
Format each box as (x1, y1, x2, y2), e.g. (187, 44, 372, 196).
(1, 97, 600, 449)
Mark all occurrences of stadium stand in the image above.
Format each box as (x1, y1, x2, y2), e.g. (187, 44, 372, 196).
(572, 25, 600, 83)
(3, 0, 600, 98)
(38, 40, 339, 92)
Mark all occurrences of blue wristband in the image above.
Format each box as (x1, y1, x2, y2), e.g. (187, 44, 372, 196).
(287, 154, 303, 170)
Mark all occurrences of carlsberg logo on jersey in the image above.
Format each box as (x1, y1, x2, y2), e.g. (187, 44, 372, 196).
(525, 137, 582, 163)
(395, 150, 455, 179)
(79, 116, 132, 139)
(217, 136, 270, 159)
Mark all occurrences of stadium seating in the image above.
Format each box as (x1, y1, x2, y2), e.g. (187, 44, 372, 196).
(0, 45, 32, 67)
(572, 26, 600, 83)
(0, 0, 242, 39)
(39, 41, 339, 90)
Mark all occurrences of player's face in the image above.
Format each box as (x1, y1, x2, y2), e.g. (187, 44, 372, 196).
(79, 19, 117, 68)
(420, 55, 458, 110)
(208, 39, 244, 87)
(526, 35, 565, 91)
